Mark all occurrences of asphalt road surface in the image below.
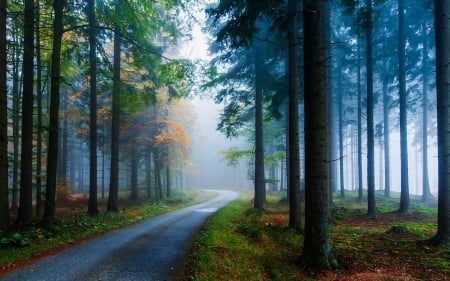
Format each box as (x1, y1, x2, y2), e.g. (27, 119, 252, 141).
(0, 190, 238, 281)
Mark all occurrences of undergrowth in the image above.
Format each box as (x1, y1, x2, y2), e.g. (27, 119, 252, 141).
(181, 191, 449, 281)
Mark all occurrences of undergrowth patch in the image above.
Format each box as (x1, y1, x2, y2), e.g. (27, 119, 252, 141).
(181, 191, 449, 281)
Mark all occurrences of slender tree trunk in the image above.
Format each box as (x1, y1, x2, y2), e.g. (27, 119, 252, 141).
(301, 0, 337, 268)
(107, 0, 123, 212)
(87, 0, 99, 215)
(432, 0, 450, 245)
(11, 32, 20, 211)
(366, 0, 376, 219)
(383, 74, 391, 198)
(17, 0, 35, 225)
(357, 31, 364, 204)
(338, 70, 345, 198)
(43, 0, 64, 228)
(130, 146, 138, 200)
(35, 0, 43, 216)
(398, 0, 410, 214)
(287, 0, 301, 228)
(253, 46, 266, 210)
(421, 25, 432, 203)
(0, 0, 10, 232)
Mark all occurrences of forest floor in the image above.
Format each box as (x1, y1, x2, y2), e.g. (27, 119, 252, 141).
(0, 188, 214, 275)
(181, 192, 450, 281)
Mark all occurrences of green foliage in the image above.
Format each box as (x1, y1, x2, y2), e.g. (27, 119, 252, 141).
(0, 232, 29, 248)
(220, 147, 253, 167)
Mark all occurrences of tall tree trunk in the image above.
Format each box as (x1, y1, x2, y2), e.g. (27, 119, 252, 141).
(165, 157, 171, 198)
(301, 0, 337, 268)
(431, 0, 450, 245)
(0, 0, 10, 232)
(383, 72, 391, 198)
(366, 0, 376, 219)
(287, 0, 301, 228)
(421, 25, 432, 203)
(107, 0, 123, 212)
(398, 0, 410, 214)
(17, 0, 35, 225)
(253, 46, 265, 210)
(43, 0, 64, 227)
(87, 0, 99, 215)
(35, 0, 43, 216)
(11, 30, 20, 211)
(357, 30, 364, 203)
(338, 70, 345, 198)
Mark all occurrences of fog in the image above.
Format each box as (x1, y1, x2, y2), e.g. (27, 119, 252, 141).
(183, 97, 251, 190)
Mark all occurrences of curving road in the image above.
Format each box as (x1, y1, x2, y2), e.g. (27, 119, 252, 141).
(0, 190, 238, 281)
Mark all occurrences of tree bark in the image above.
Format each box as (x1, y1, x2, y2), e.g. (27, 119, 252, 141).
(43, 0, 64, 228)
(107, 0, 123, 212)
(398, 0, 410, 214)
(287, 0, 301, 228)
(382, 73, 391, 198)
(0, 0, 10, 232)
(357, 30, 363, 203)
(366, 0, 376, 219)
(432, 0, 450, 245)
(253, 46, 266, 210)
(88, 0, 99, 215)
(35, 0, 43, 216)
(301, 0, 337, 268)
(17, 0, 35, 225)
(421, 24, 432, 203)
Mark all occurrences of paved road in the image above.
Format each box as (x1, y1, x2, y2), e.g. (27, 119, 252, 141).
(0, 190, 238, 281)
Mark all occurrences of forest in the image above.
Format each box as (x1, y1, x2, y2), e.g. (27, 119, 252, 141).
(0, 0, 449, 277)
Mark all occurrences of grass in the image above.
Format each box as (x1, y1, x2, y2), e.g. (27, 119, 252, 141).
(0, 188, 215, 273)
(181, 191, 450, 281)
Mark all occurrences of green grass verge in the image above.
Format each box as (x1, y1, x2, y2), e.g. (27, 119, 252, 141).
(181, 191, 449, 281)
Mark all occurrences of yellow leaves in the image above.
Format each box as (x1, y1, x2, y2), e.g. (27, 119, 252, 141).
(69, 91, 83, 101)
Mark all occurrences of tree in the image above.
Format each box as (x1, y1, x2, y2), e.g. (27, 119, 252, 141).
(0, 0, 9, 232)
(365, 0, 376, 219)
(301, 0, 337, 269)
(17, 0, 35, 225)
(87, 0, 99, 215)
(287, 0, 301, 228)
(398, 0, 410, 214)
(107, 0, 123, 212)
(43, 0, 64, 227)
(431, 0, 450, 246)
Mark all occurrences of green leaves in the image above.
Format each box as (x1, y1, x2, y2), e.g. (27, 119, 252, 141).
(0, 232, 29, 248)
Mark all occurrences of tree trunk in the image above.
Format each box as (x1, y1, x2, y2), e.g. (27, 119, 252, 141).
(253, 46, 266, 210)
(88, 0, 99, 215)
(431, 0, 450, 245)
(17, 0, 35, 225)
(398, 0, 410, 214)
(366, 0, 376, 219)
(338, 70, 345, 198)
(35, 0, 43, 216)
(130, 146, 139, 200)
(0, 0, 10, 232)
(107, 0, 123, 212)
(11, 30, 20, 211)
(357, 30, 364, 204)
(287, 0, 301, 228)
(301, 0, 337, 268)
(421, 24, 432, 203)
(43, 0, 64, 228)
(383, 73, 391, 198)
